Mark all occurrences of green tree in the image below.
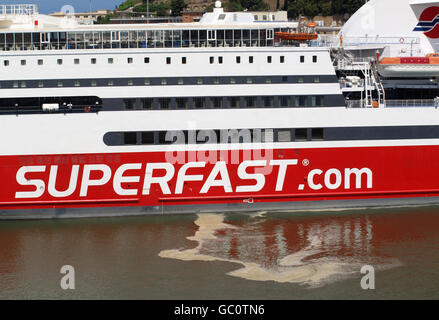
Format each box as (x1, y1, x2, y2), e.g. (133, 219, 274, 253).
(285, 0, 364, 19)
(170, 0, 187, 16)
(225, 0, 244, 12)
(241, 0, 270, 11)
(155, 2, 169, 16)
(96, 14, 112, 24)
(205, 3, 215, 12)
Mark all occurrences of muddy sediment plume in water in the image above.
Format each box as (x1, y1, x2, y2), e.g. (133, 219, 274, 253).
(159, 213, 401, 287)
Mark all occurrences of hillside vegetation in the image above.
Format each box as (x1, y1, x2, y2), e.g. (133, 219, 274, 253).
(101, 0, 364, 22)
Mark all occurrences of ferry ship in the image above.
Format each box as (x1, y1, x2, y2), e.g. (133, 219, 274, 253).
(2, 0, 439, 219)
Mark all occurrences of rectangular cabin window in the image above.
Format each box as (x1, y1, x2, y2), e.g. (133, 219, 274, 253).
(123, 99, 136, 110)
(166, 57, 171, 64)
(108, 58, 114, 64)
(277, 129, 292, 142)
(4, 60, 9, 66)
(57, 80, 63, 87)
(91, 80, 97, 87)
(144, 79, 150, 85)
(230, 78, 236, 84)
(211, 97, 223, 108)
(178, 78, 184, 85)
(128, 79, 133, 86)
(74, 58, 80, 65)
(295, 128, 307, 141)
(38, 59, 43, 66)
(314, 76, 320, 83)
(144, 57, 150, 63)
(161, 79, 167, 85)
(141, 98, 154, 109)
(197, 78, 203, 85)
(282, 76, 288, 83)
(312, 128, 324, 140)
(159, 98, 171, 109)
(236, 56, 241, 63)
(176, 98, 187, 109)
(194, 97, 204, 109)
(219, 56, 223, 64)
(141, 132, 155, 145)
(57, 59, 63, 65)
(265, 78, 271, 84)
(227, 97, 239, 108)
(182, 57, 186, 64)
(245, 97, 256, 108)
(249, 56, 254, 63)
(13, 81, 18, 88)
(279, 96, 290, 107)
(20, 81, 26, 88)
(263, 96, 274, 107)
(247, 77, 253, 84)
(298, 77, 304, 83)
(280, 56, 285, 63)
(107, 80, 114, 86)
(124, 132, 137, 145)
(210, 56, 214, 64)
(74, 80, 80, 87)
(313, 55, 317, 63)
(267, 56, 272, 63)
(298, 96, 308, 106)
(38, 81, 44, 88)
(127, 57, 133, 64)
(316, 96, 325, 106)
(20, 60, 26, 66)
(300, 56, 305, 63)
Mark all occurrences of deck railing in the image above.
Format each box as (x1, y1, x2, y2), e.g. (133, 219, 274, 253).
(385, 99, 438, 108)
(342, 36, 420, 46)
(347, 99, 438, 108)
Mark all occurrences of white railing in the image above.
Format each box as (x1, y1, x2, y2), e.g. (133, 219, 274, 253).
(0, 4, 38, 16)
(347, 99, 437, 108)
(342, 36, 420, 46)
(385, 99, 437, 108)
(311, 34, 340, 47)
(346, 100, 365, 108)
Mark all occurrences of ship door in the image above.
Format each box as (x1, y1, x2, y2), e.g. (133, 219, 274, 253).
(267, 29, 274, 39)
(207, 29, 216, 46)
(267, 29, 274, 46)
(111, 31, 120, 48)
(40, 32, 50, 49)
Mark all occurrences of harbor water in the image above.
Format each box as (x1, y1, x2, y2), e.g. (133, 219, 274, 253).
(0, 206, 438, 299)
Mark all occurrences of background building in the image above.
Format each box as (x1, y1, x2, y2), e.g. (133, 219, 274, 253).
(50, 9, 111, 25)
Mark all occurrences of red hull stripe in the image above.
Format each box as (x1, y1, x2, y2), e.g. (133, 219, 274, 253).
(1, 145, 439, 212)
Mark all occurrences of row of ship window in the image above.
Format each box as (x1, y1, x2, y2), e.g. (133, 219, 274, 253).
(123, 96, 325, 109)
(3, 76, 323, 89)
(0, 29, 280, 51)
(104, 128, 325, 146)
(2, 55, 317, 67)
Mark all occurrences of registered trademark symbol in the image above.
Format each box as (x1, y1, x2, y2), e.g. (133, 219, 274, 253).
(302, 159, 309, 166)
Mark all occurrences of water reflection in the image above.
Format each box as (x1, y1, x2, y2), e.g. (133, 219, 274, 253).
(160, 209, 439, 287)
(0, 208, 439, 298)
